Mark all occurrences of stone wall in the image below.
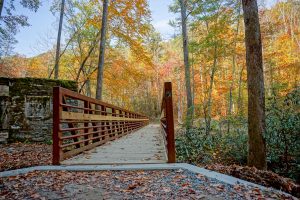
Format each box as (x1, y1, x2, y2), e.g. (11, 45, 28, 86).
(0, 77, 77, 143)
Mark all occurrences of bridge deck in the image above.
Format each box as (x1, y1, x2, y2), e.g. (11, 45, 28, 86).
(61, 124, 168, 165)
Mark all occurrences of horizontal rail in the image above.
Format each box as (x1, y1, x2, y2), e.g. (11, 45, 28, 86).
(52, 87, 149, 165)
(61, 111, 149, 121)
(160, 82, 175, 163)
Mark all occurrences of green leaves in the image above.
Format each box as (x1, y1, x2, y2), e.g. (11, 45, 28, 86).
(265, 87, 300, 180)
(176, 123, 248, 165)
(20, 0, 41, 12)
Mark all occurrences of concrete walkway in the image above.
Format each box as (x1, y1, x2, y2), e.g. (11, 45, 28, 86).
(62, 124, 167, 165)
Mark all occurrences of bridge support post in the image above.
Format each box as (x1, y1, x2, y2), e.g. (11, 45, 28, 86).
(53, 87, 62, 165)
(162, 82, 176, 163)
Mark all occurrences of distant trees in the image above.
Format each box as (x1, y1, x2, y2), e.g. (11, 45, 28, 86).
(174, 0, 268, 169)
(242, 0, 267, 170)
(46, 0, 152, 100)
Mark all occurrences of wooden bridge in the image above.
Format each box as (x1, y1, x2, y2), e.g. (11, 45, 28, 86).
(52, 82, 175, 165)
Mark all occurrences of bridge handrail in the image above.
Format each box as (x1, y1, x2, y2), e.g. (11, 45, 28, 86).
(52, 87, 149, 165)
(160, 82, 176, 163)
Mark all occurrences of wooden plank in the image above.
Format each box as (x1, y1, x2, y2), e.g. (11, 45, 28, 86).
(61, 111, 149, 122)
(61, 124, 168, 165)
(60, 123, 143, 148)
(62, 139, 107, 159)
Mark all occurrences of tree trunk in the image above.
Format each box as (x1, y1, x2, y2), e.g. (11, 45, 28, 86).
(242, 0, 267, 170)
(177, 72, 183, 124)
(179, 0, 193, 128)
(54, 0, 65, 80)
(205, 44, 217, 135)
(0, 0, 4, 17)
(191, 51, 195, 122)
(227, 5, 241, 134)
(237, 65, 245, 116)
(95, 0, 109, 100)
(76, 31, 101, 81)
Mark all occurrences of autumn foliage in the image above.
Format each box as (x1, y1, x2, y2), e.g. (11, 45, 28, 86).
(0, 0, 299, 185)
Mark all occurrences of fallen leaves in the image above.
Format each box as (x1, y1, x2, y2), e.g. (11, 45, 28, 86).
(128, 181, 143, 190)
(0, 170, 297, 200)
(0, 143, 52, 172)
(211, 183, 225, 191)
(204, 164, 300, 197)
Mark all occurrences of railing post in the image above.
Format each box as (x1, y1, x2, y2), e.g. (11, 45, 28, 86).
(164, 82, 176, 163)
(53, 87, 62, 165)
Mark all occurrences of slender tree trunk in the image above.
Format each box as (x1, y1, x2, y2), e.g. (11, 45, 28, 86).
(76, 31, 101, 81)
(205, 44, 217, 135)
(179, 0, 193, 128)
(227, 5, 241, 134)
(0, 0, 3, 59)
(156, 69, 161, 117)
(237, 65, 245, 116)
(177, 72, 183, 124)
(242, 0, 267, 170)
(0, 0, 4, 17)
(54, 0, 65, 80)
(199, 64, 204, 103)
(85, 78, 91, 97)
(96, 0, 109, 100)
(191, 51, 195, 121)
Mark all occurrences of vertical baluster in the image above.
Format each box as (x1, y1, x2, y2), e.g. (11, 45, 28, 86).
(118, 110, 123, 137)
(84, 101, 90, 146)
(124, 112, 128, 134)
(111, 108, 116, 140)
(101, 105, 107, 142)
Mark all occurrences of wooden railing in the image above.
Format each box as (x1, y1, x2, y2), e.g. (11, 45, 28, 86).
(161, 82, 176, 163)
(52, 87, 149, 165)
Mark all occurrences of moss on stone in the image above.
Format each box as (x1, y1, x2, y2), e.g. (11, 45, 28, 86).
(0, 77, 77, 143)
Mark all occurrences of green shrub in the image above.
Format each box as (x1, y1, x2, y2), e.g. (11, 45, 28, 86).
(176, 87, 299, 182)
(176, 124, 248, 165)
(265, 87, 300, 182)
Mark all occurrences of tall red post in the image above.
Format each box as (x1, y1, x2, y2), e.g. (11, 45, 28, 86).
(52, 87, 62, 165)
(164, 82, 176, 163)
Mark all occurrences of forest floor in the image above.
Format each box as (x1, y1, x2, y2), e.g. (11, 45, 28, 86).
(0, 143, 299, 198)
(0, 143, 52, 172)
(0, 169, 297, 200)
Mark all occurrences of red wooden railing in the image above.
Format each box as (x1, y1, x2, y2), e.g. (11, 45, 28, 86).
(52, 87, 149, 165)
(161, 82, 176, 163)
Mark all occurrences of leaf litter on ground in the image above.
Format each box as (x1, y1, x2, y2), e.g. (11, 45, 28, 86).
(1, 170, 297, 200)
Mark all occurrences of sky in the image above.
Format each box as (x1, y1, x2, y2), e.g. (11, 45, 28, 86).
(13, 0, 177, 57)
